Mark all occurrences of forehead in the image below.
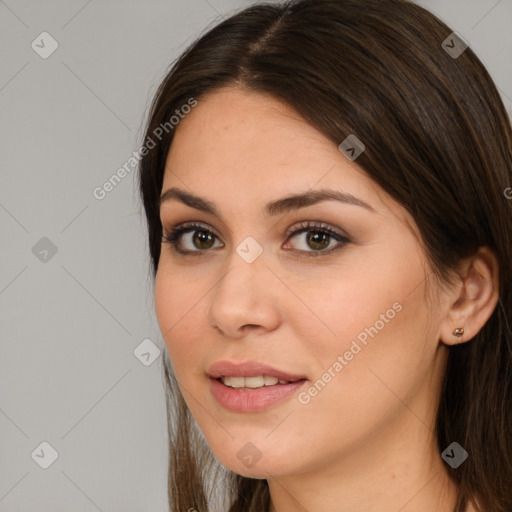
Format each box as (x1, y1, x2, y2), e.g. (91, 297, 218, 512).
(168, 88, 331, 165)
(164, 87, 367, 191)
(161, 86, 412, 232)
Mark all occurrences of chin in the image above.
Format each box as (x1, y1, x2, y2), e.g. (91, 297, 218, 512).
(216, 449, 294, 480)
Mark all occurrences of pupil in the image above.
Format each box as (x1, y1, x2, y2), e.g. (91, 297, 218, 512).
(194, 231, 214, 249)
(307, 231, 329, 250)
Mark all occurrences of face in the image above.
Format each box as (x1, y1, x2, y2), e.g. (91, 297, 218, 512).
(155, 86, 449, 480)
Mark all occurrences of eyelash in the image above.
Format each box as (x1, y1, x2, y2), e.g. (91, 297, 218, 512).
(162, 220, 351, 258)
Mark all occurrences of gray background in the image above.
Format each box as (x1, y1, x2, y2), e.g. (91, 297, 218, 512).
(1, 1, 510, 511)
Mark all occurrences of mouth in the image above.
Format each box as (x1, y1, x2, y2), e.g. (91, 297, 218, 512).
(207, 360, 308, 412)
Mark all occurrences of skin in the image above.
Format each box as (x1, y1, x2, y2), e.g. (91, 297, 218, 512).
(155, 86, 498, 512)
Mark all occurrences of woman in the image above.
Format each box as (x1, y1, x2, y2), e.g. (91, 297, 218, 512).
(138, 0, 512, 510)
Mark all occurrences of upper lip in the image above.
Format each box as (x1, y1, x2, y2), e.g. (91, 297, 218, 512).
(207, 360, 307, 382)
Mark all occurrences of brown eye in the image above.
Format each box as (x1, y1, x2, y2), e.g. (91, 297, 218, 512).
(284, 221, 351, 256)
(162, 222, 223, 254)
(192, 230, 215, 249)
(305, 231, 331, 250)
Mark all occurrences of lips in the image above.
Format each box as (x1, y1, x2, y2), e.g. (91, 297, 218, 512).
(209, 377, 307, 412)
(207, 360, 307, 382)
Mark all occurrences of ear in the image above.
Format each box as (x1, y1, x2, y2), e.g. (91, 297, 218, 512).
(439, 246, 499, 346)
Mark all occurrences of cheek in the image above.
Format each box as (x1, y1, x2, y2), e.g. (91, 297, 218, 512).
(154, 270, 178, 338)
(154, 267, 206, 367)
(287, 254, 432, 394)
(287, 266, 410, 355)
(282, 234, 426, 347)
(291, 270, 432, 421)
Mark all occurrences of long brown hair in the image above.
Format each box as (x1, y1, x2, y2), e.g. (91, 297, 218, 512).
(137, 0, 512, 510)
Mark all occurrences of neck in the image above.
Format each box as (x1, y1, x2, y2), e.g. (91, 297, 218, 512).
(266, 411, 459, 512)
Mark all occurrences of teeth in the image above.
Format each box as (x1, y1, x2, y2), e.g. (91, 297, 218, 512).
(220, 375, 291, 389)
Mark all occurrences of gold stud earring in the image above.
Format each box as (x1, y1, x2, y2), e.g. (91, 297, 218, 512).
(452, 327, 464, 341)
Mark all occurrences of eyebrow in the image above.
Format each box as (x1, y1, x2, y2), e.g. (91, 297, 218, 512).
(159, 187, 376, 216)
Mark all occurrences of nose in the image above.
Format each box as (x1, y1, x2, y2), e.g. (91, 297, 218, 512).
(206, 247, 281, 339)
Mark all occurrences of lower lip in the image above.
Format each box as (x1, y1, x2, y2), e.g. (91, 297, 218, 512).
(209, 377, 307, 412)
